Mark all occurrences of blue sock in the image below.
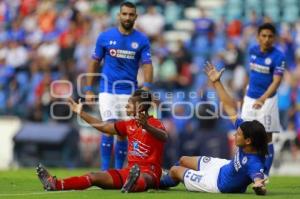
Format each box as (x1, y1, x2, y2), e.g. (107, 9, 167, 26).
(159, 161, 180, 188)
(159, 172, 180, 188)
(114, 140, 128, 169)
(100, 135, 114, 170)
(264, 143, 274, 175)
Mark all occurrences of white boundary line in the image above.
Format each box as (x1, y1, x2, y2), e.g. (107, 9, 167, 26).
(0, 188, 99, 197)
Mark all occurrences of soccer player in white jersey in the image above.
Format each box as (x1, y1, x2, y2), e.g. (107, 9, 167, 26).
(241, 23, 285, 176)
(84, 2, 153, 170)
(159, 63, 268, 195)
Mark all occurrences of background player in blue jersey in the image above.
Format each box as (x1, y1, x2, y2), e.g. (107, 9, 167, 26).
(241, 23, 285, 176)
(159, 63, 268, 195)
(84, 2, 153, 170)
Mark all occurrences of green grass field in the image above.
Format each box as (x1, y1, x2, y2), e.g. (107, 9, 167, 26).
(0, 168, 299, 199)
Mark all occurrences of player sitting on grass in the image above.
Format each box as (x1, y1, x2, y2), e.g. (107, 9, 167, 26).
(160, 62, 268, 195)
(36, 89, 168, 193)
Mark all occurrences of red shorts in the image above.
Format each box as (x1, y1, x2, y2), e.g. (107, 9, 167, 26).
(107, 163, 161, 189)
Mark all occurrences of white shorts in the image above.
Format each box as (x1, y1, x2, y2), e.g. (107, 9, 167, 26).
(98, 93, 131, 121)
(183, 156, 230, 193)
(241, 95, 280, 133)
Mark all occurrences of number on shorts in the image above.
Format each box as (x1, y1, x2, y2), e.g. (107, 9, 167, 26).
(264, 115, 271, 128)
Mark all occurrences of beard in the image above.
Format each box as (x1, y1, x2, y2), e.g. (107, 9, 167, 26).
(121, 20, 134, 30)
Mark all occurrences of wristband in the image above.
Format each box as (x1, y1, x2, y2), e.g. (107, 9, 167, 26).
(143, 82, 153, 89)
(83, 86, 93, 92)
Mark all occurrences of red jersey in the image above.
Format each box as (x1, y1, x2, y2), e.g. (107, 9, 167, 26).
(114, 116, 166, 168)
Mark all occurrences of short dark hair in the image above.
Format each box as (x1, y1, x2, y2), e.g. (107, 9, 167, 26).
(258, 23, 276, 35)
(120, 1, 136, 11)
(132, 89, 152, 111)
(240, 120, 268, 156)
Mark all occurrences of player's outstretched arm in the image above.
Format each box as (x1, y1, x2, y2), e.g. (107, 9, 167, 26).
(252, 178, 267, 195)
(68, 98, 117, 135)
(204, 62, 238, 124)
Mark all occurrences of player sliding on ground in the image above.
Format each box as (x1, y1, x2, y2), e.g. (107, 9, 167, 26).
(36, 89, 168, 193)
(160, 62, 268, 195)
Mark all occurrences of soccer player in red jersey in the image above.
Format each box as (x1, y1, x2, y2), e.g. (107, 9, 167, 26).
(36, 89, 168, 193)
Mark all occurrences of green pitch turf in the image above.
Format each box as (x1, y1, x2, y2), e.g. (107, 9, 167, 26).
(0, 168, 299, 199)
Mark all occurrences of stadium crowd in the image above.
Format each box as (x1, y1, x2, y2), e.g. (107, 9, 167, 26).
(0, 0, 300, 167)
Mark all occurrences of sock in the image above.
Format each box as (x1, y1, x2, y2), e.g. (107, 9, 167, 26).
(131, 177, 147, 192)
(159, 161, 180, 188)
(101, 135, 114, 170)
(114, 140, 128, 169)
(264, 143, 274, 175)
(56, 175, 92, 190)
(159, 171, 180, 188)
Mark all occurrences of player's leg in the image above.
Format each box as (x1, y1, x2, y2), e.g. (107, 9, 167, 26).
(115, 135, 128, 169)
(36, 163, 115, 191)
(261, 96, 280, 176)
(121, 164, 156, 193)
(178, 156, 201, 170)
(114, 94, 131, 169)
(169, 165, 187, 182)
(171, 157, 228, 193)
(99, 93, 118, 170)
(160, 156, 200, 188)
(264, 133, 274, 176)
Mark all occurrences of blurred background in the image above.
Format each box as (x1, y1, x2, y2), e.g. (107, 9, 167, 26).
(0, 0, 299, 175)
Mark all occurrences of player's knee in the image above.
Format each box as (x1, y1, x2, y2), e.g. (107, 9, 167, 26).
(86, 172, 97, 183)
(169, 166, 180, 180)
(179, 156, 189, 166)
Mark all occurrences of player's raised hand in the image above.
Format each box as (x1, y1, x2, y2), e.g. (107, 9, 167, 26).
(204, 62, 225, 83)
(136, 112, 148, 128)
(68, 98, 83, 114)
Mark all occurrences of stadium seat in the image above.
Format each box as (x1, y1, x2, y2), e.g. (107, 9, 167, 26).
(174, 20, 194, 32)
(163, 30, 191, 43)
(282, 6, 299, 23)
(227, 0, 243, 7)
(164, 3, 182, 27)
(184, 7, 201, 20)
(211, 7, 225, 21)
(264, 6, 281, 23)
(196, 0, 224, 9)
(245, 0, 260, 7)
(264, 0, 280, 6)
(227, 7, 242, 19)
(282, 0, 298, 5)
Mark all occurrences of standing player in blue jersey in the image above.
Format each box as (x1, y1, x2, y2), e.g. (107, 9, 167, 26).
(84, 2, 153, 170)
(241, 23, 285, 176)
(159, 63, 268, 195)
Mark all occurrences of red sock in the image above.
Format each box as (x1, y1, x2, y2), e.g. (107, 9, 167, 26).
(131, 177, 147, 192)
(56, 175, 92, 190)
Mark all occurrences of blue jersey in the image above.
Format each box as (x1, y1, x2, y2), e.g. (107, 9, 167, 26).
(247, 45, 285, 99)
(217, 119, 265, 193)
(92, 27, 152, 94)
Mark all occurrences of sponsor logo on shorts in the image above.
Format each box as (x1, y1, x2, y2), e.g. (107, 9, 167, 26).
(203, 156, 211, 163)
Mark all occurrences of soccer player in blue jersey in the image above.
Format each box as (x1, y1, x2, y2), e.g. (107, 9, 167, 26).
(241, 23, 285, 176)
(159, 63, 268, 195)
(84, 2, 153, 170)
